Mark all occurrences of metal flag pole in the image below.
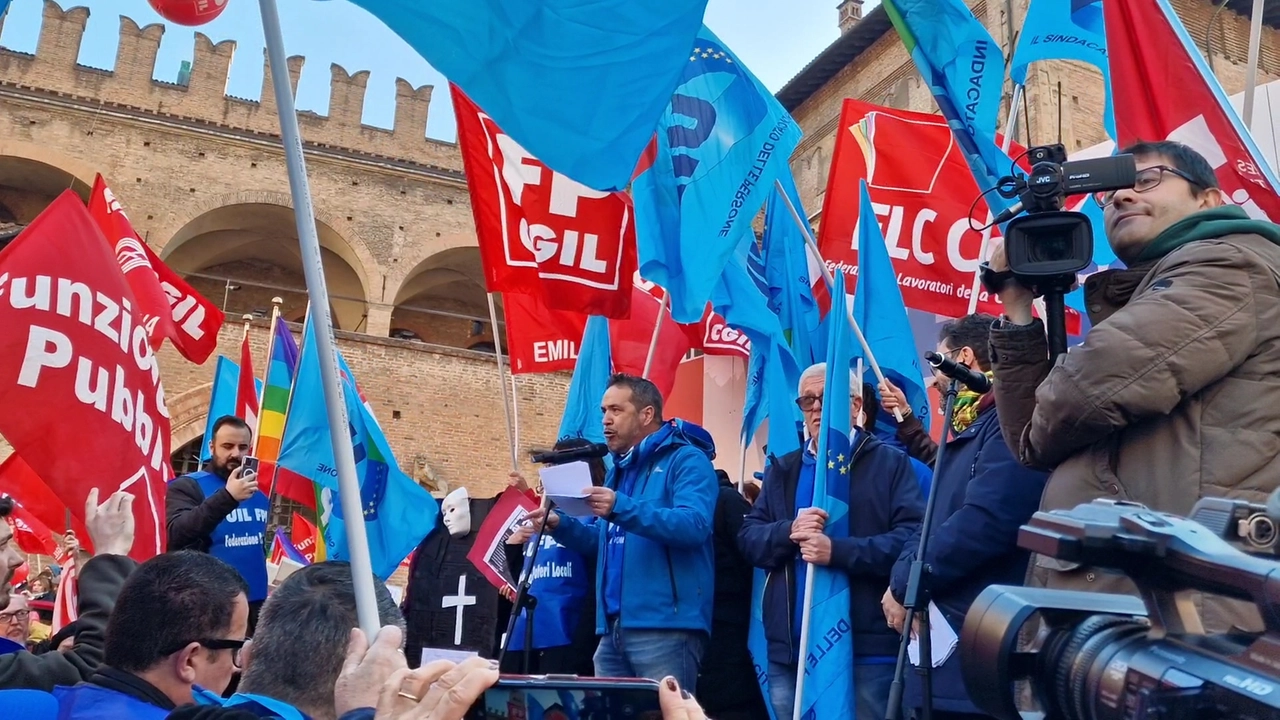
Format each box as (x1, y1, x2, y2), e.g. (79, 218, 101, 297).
(773, 178, 903, 423)
(486, 292, 520, 472)
(257, 0, 380, 637)
(1244, 0, 1267, 131)
(966, 83, 1024, 314)
(642, 288, 669, 378)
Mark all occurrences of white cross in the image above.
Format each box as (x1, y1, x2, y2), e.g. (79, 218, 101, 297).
(441, 574, 477, 646)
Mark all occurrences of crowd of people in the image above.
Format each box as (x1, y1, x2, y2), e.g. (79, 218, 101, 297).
(1, 139, 1278, 719)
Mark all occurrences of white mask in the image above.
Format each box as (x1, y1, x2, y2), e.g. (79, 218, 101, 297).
(441, 487, 472, 538)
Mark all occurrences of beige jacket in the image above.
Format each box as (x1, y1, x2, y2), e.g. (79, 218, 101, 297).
(990, 233, 1280, 633)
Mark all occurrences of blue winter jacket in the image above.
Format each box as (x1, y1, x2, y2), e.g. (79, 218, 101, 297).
(552, 421, 719, 635)
(889, 406, 1048, 714)
(738, 431, 924, 665)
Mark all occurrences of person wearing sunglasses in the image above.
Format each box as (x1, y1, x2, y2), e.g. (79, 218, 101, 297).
(52, 551, 249, 719)
(986, 140, 1280, 636)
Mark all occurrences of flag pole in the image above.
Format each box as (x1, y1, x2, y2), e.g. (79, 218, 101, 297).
(966, 83, 1023, 313)
(792, 565, 818, 720)
(257, 0, 380, 638)
(642, 289, 669, 378)
(1244, 0, 1266, 131)
(773, 179, 903, 423)
(486, 293, 520, 472)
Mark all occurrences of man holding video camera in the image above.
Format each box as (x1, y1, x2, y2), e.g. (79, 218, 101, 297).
(987, 140, 1280, 633)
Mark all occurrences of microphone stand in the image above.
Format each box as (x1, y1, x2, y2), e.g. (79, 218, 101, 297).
(496, 502, 552, 673)
(886, 378, 961, 720)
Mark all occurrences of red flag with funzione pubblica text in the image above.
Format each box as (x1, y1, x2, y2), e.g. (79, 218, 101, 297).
(454, 85, 637, 319)
(0, 192, 172, 562)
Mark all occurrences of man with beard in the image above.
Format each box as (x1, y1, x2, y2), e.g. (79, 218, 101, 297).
(166, 416, 269, 631)
(0, 490, 137, 690)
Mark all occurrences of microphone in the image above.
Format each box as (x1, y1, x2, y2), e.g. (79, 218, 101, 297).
(924, 351, 992, 394)
(530, 443, 609, 465)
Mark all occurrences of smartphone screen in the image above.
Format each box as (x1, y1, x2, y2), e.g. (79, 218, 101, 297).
(240, 457, 260, 475)
(466, 679, 662, 720)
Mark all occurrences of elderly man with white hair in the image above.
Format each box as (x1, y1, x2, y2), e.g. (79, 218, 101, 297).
(737, 362, 924, 720)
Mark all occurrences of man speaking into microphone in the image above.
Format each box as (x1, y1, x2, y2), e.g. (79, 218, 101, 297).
(526, 374, 718, 691)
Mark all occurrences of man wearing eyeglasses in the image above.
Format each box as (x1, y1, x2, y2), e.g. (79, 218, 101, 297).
(52, 551, 249, 718)
(1, 596, 31, 648)
(987, 140, 1280, 634)
(738, 363, 924, 720)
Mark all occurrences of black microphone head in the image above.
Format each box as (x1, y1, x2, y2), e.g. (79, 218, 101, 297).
(924, 351, 944, 366)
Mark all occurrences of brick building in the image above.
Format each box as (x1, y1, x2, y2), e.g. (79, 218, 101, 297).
(2, 0, 1278, 508)
(0, 0, 569, 501)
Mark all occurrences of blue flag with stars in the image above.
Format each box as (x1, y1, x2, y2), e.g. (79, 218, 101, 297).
(277, 314, 437, 579)
(797, 271, 856, 720)
(851, 180, 930, 439)
(633, 25, 803, 324)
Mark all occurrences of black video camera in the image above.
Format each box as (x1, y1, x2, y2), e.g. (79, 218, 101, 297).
(960, 498, 1280, 720)
(981, 144, 1137, 296)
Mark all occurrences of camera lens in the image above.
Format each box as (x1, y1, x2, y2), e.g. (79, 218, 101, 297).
(1029, 235, 1074, 264)
(1039, 615, 1148, 720)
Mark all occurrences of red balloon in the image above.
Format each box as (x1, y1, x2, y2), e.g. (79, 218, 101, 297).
(10, 562, 28, 588)
(148, 0, 228, 26)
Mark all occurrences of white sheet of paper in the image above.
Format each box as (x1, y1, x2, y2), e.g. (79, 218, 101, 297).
(907, 602, 959, 668)
(539, 461, 596, 518)
(420, 647, 478, 666)
(385, 583, 404, 606)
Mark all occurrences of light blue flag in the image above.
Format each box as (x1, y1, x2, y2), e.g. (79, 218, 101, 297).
(342, 0, 709, 191)
(634, 25, 803, 323)
(1010, 0, 1115, 138)
(278, 316, 437, 579)
(199, 356, 263, 463)
(851, 180, 930, 439)
(883, 0, 1014, 216)
(797, 272, 856, 720)
(763, 174, 824, 368)
(713, 250, 803, 446)
(558, 316, 611, 445)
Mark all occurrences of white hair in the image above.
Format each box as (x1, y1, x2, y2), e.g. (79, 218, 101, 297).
(797, 362, 859, 396)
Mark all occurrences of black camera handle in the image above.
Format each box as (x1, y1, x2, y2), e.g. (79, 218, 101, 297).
(496, 509, 550, 673)
(886, 378, 962, 720)
(1043, 290, 1070, 363)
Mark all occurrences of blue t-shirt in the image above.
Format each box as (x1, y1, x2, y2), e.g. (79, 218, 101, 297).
(602, 470, 638, 618)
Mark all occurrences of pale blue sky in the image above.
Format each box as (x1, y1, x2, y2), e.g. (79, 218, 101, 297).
(0, 0, 870, 142)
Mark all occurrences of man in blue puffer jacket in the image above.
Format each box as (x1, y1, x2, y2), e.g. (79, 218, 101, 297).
(529, 374, 718, 691)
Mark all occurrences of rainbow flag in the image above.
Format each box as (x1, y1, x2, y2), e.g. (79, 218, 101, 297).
(257, 315, 299, 463)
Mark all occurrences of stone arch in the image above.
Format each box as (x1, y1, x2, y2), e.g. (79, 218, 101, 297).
(387, 246, 497, 350)
(159, 193, 373, 332)
(0, 142, 97, 224)
(168, 382, 214, 453)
